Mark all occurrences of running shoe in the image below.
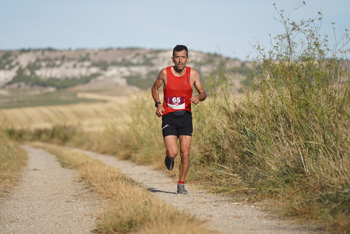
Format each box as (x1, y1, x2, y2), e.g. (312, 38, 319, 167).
(164, 155, 174, 170)
(177, 184, 188, 194)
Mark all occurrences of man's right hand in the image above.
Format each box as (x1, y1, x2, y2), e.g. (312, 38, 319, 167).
(156, 106, 164, 117)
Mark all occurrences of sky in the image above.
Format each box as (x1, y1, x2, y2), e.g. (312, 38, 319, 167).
(0, 0, 349, 60)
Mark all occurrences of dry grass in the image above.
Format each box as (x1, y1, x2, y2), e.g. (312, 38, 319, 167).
(5, 86, 350, 232)
(3, 61, 349, 232)
(0, 96, 130, 131)
(30, 142, 211, 234)
(0, 119, 27, 190)
(86, 85, 348, 232)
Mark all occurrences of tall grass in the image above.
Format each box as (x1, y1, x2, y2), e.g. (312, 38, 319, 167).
(122, 93, 164, 164)
(189, 4, 350, 231)
(0, 118, 27, 189)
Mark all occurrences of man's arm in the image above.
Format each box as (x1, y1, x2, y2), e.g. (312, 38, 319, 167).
(190, 69, 207, 105)
(151, 69, 166, 117)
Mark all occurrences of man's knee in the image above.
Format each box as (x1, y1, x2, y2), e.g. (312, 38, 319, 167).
(167, 149, 178, 158)
(180, 151, 190, 163)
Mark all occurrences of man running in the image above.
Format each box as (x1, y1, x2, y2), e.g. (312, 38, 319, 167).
(151, 45, 207, 194)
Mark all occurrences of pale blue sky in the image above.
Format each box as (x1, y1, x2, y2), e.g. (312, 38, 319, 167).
(0, 0, 349, 60)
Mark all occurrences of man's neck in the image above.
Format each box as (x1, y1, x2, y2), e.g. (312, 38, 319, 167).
(173, 66, 186, 76)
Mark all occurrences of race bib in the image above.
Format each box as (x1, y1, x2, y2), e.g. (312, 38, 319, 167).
(167, 96, 185, 109)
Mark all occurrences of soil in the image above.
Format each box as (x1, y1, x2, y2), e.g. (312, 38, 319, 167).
(0, 145, 324, 234)
(0, 145, 105, 234)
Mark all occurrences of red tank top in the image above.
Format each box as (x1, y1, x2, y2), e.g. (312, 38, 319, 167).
(163, 66, 192, 115)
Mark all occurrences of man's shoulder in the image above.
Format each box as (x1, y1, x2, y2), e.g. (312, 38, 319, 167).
(189, 67, 199, 76)
(158, 67, 167, 79)
(161, 66, 172, 72)
(161, 67, 168, 73)
(161, 66, 173, 75)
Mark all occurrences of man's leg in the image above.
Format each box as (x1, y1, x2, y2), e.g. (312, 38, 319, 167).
(178, 135, 192, 182)
(164, 135, 178, 171)
(164, 135, 178, 158)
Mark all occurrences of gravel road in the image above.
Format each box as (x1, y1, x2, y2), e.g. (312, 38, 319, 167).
(0, 145, 323, 234)
(79, 149, 324, 234)
(0, 145, 104, 234)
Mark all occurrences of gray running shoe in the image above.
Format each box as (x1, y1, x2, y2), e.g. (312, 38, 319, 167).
(177, 184, 188, 194)
(164, 155, 174, 170)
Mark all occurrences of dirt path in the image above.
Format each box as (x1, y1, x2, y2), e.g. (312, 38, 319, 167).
(0, 145, 323, 234)
(0, 145, 104, 234)
(79, 149, 323, 234)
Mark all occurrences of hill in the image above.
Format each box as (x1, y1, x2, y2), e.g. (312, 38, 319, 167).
(0, 48, 252, 108)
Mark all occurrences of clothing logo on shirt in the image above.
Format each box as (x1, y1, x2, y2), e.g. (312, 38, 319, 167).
(184, 76, 190, 84)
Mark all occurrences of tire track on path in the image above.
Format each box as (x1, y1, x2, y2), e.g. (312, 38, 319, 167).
(78, 149, 323, 234)
(0, 145, 104, 234)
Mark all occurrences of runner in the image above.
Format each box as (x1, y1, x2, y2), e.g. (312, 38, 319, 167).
(151, 45, 207, 194)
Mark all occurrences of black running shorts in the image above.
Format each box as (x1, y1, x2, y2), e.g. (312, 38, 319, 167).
(162, 111, 193, 137)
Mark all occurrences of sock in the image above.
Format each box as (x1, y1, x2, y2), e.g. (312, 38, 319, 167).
(178, 180, 185, 184)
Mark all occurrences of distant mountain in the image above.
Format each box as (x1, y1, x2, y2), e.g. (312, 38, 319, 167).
(0, 48, 252, 94)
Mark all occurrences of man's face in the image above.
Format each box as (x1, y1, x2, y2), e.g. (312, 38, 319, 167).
(172, 50, 188, 71)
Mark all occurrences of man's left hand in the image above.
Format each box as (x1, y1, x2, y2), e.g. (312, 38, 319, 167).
(190, 95, 200, 105)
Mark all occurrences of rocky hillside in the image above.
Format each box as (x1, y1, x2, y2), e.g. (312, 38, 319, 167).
(0, 48, 251, 96)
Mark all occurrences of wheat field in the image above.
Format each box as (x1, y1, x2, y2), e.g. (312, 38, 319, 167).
(0, 95, 131, 131)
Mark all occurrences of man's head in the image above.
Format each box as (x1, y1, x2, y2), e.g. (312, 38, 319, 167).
(173, 45, 188, 57)
(172, 45, 189, 72)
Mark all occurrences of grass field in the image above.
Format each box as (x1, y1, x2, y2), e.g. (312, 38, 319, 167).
(4, 88, 350, 233)
(0, 94, 130, 130)
(0, 89, 103, 109)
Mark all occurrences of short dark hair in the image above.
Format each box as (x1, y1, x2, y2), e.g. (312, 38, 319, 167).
(173, 45, 188, 57)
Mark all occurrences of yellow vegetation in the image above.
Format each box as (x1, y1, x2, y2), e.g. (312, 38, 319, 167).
(0, 97, 130, 131)
(31, 142, 211, 234)
(0, 121, 27, 189)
